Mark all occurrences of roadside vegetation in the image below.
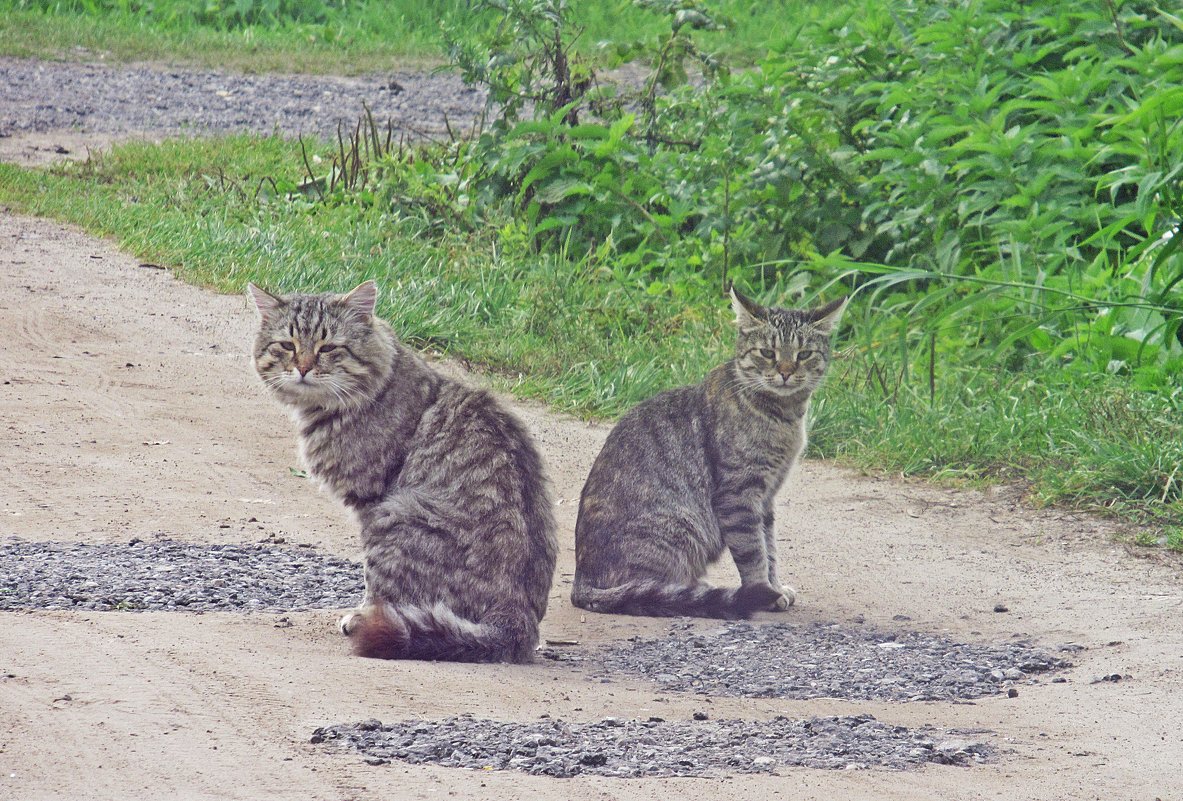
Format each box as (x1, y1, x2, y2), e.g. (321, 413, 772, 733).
(0, 0, 1180, 547)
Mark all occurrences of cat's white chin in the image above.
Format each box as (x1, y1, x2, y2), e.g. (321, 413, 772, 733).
(276, 381, 347, 410)
(276, 378, 318, 396)
(766, 382, 808, 396)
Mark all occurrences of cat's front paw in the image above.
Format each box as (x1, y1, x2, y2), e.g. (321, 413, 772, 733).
(771, 585, 796, 611)
(737, 582, 789, 616)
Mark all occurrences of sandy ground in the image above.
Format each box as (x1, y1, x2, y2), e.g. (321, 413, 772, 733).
(0, 131, 107, 168)
(0, 130, 144, 168)
(1, 207, 1181, 800)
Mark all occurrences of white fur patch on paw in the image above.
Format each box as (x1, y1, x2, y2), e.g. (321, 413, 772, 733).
(338, 611, 361, 636)
(773, 587, 797, 611)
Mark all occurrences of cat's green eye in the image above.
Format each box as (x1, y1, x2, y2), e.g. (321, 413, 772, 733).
(759, 348, 776, 359)
(797, 349, 815, 361)
(319, 344, 338, 353)
(277, 341, 296, 352)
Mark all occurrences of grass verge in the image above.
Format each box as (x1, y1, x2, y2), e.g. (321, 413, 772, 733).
(0, 1, 821, 74)
(0, 136, 1179, 548)
(0, 7, 444, 73)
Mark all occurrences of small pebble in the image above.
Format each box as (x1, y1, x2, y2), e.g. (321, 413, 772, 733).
(1090, 673, 1126, 684)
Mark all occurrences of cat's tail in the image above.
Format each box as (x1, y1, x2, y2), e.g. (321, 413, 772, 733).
(345, 601, 538, 664)
(571, 580, 781, 620)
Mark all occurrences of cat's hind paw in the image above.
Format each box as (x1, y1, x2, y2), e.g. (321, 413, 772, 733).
(338, 610, 364, 636)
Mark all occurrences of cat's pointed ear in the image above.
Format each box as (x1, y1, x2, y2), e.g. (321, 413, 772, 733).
(341, 279, 378, 320)
(729, 285, 767, 333)
(808, 295, 849, 334)
(247, 283, 283, 324)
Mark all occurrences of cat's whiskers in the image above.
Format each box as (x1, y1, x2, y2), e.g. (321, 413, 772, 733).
(320, 373, 364, 409)
(720, 372, 769, 395)
(325, 376, 354, 408)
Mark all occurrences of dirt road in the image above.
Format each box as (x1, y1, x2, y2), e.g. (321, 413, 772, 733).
(1, 207, 1181, 799)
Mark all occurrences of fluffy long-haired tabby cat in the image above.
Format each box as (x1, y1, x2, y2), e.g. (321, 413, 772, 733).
(572, 287, 847, 619)
(249, 280, 557, 663)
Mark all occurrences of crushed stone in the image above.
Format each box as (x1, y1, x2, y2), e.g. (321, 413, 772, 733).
(313, 714, 993, 777)
(0, 538, 362, 612)
(547, 620, 1072, 702)
(0, 55, 484, 141)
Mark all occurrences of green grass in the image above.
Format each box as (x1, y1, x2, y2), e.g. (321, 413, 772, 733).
(0, 0, 822, 73)
(0, 137, 1178, 547)
(0, 7, 445, 73)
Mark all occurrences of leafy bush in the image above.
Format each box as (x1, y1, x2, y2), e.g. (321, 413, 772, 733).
(399, 0, 1183, 387)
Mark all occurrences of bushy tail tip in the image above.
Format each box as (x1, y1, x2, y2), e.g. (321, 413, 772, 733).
(347, 602, 537, 664)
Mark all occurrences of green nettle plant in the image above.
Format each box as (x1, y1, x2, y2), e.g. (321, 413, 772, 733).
(437, 0, 1181, 385)
(439, 0, 726, 265)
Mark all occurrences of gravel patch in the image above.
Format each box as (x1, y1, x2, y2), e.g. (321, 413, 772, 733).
(0, 56, 485, 141)
(550, 621, 1073, 702)
(0, 538, 362, 612)
(313, 714, 992, 777)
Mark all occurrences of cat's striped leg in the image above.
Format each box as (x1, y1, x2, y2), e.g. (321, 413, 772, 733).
(761, 501, 795, 611)
(717, 507, 785, 615)
(716, 497, 775, 588)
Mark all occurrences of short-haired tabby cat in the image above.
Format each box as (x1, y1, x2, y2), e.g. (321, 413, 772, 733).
(572, 287, 847, 619)
(249, 280, 557, 663)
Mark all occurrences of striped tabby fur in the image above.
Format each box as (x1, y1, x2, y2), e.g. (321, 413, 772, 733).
(249, 280, 557, 663)
(572, 288, 846, 619)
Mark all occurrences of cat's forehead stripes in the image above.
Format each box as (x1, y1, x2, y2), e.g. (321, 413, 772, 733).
(740, 309, 822, 351)
(768, 309, 832, 346)
(270, 294, 344, 341)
